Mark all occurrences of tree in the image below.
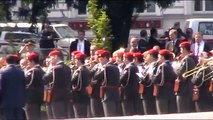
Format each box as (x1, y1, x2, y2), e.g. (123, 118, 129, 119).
(87, 0, 113, 52)
(0, 0, 176, 52)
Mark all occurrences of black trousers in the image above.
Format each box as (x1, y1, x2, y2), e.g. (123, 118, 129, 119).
(155, 97, 177, 114)
(2, 107, 24, 120)
(142, 98, 157, 115)
(176, 95, 193, 113)
(26, 103, 41, 120)
(102, 101, 119, 117)
(195, 99, 213, 112)
(90, 98, 104, 117)
(73, 102, 88, 118)
(47, 101, 68, 119)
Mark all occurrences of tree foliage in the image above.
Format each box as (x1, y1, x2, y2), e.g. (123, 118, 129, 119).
(88, 0, 113, 52)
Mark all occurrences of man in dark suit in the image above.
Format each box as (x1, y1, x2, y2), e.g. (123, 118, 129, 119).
(71, 53, 90, 118)
(148, 28, 162, 50)
(166, 29, 182, 57)
(39, 24, 56, 61)
(70, 29, 91, 57)
(138, 30, 149, 53)
(93, 50, 120, 117)
(43, 49, 71, 119)
(0, 54, 26, 120)
(191, 32, 212, 57)
(25, 52, 45, 120)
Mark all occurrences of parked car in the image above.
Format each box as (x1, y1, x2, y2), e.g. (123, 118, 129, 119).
(0, 31, 39, 55)
(185, 18, 213, 45)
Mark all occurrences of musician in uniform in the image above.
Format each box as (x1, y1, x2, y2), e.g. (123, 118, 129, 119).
(71, 53, 90, 118)
(25, 52, 45, 120)
(93, 50, 120, 117)
(89, 49, 104, 117)
(43, 49, 71, 119)
(191, 54, 213, 112)
(152, 49, 177, 114)
(114, 52, 125, 73)
(120, 52, 141, 115)
(175, 42, 196, 113)
(138, 49, 158, 115)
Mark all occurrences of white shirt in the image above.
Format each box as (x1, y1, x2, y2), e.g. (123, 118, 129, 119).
(77, 40, 85, 53)
(195, 41, 205, 56)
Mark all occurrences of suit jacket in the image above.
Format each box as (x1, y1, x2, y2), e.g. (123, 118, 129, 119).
(148, 36, 162, 49)
(191, 42, 212, 55)
(39, 30, 55, 48)
(71, 65, 90, 103)
(93, 62, 120, 102)
(176, 55, 196, 96)
(70, 39, 91, 57)
(25, 65, 45, 104)
(43, 62, 71, 102)
(120, 62, 139, 101)
(0, 65, 26, 108)
(166, 39, 181, 57)
(138, 38, 148, 53)
(152, 61, 177, 99)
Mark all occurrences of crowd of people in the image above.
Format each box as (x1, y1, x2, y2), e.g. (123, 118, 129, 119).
(0, 22, 213, 120)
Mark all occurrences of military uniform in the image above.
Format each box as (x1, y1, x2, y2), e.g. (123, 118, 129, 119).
(139, 62, 157, 115)
(93, 62, 120, 117)
(120, 62, 140, 116)
(176, 54, 196, 113)
(191, 66, 213, 112)
(43, 61, 71, 119)
(25, 65, 45, 120)
(152, 61, 177, 114)
(89, 63, 104, 117)
(71, 65, 90, 118)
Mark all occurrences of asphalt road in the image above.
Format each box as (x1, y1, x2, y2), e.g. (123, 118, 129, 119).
(59, 111, 213, 120)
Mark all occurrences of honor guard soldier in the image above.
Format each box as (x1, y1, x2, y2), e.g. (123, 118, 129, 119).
(120, 52, 141, 116)
(191, 54, 213, 112)
(89, 49, 104, 117)
(152, 49, 177, 114)
(43, 49, 71, 119)
(93, 50, 120, 117)
(114, 52, 125, 74)
(175, 42, 196, 113)
(71, 53, 90, 118)
(25, 52, 45, 120)
(138, 49, 158, 115)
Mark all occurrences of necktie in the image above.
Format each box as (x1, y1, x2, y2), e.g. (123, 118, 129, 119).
(197, 43, 200, 56)
(172, 40, 175, 52)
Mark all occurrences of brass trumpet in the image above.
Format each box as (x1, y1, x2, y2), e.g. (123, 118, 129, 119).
(182, 65, 204, 78)
(182, 58, 213, 78)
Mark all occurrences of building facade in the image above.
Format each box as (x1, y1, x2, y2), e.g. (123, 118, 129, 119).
(11, 0, 213, 35)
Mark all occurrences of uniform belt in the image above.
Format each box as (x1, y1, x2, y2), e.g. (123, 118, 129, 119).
(101, 85, 119, 88)
(163, 83, 172, 88)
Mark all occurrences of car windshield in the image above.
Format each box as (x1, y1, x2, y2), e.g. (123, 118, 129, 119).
(5, 33, 37, 42)
(54, 26, 76, 38)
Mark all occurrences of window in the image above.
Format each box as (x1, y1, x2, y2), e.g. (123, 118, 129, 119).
(198, 22, 213, 35)
(146, 2, 156, 13)
(205, 0, 213, 11)
(194, 0, 202, 11)
(194, 0, 213, 11)
(54, 26, 76, 38)
(78, 0, 87, 15)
